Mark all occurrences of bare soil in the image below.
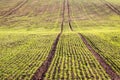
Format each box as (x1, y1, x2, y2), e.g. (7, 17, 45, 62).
(105, 3, 120, 15)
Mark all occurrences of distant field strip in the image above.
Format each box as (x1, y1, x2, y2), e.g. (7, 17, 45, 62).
(100, 0, 120, 15)
(66, 0, 73, 31)
(0, 0, 28, 18)
(61, 0, 65, 32)
(0, 0, 22, 15)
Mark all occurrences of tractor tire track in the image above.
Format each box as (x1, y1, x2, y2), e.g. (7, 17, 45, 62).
(61, 0, 65, 32)
(62, 0, 120, 79)
(66, 0, 73, 31)
(78, 33, 120, 80)
(91, 2, 113, 18)
(105, 3, 120, 15)
(31, 33, 61, 80)
(100, 0, 120, 15)
(31, 0, 65, 79)
(0, 0, 28, 18)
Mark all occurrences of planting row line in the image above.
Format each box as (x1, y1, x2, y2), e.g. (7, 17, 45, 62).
(0, 33, 58, 80)
(44, 33, 110, 80)
(83, 32, 120, 75)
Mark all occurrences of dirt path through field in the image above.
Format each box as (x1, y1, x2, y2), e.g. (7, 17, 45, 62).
(31, 33, 61, 80)
(66, 0, 73, 31)
(31, 0, 65, 80)
(66, 0, 120, 78)
(0, 0, 28, 18)
(61, 0, 65, 32)
(78, 33, 120, 80)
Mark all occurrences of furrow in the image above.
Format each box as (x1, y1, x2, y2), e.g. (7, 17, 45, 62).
(0, 0, 28, 18)
(78, 33, 120, 80)
(66, 0, 73, 31)
(100, 0, 120, 15)
(31, 33, 61, 80)
(31, 0, 66, 79)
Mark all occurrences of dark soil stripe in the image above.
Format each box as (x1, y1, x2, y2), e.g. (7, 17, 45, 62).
(78, 33, 120, 80)
(61, 0, 65, 32)
(1, 0, 28, 18)
(31, 33, 61, 80)
(100, 0, 120, 15)
(66, 0, 73, 31)
(105, 3, 120, 15)
(31, 0, 65, 79)
(68, 22, 73, 31)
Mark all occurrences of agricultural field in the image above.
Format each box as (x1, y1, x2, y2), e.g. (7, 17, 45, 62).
(82, 32, 120, 75)
(0, 0, 120, 80)
(0, 33, 58, 79)
(45, 33, 110, 80)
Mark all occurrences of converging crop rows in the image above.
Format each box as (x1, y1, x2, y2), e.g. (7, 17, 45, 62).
(0, 0, 120, 80)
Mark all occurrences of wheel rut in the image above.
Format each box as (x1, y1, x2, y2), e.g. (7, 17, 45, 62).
(105, 3, 120, 15)
(78, 33, 120, 80)
(5, 0, 118, 79)
(31, 33, 62, 80)
(100, 0, 120, 15)
(61, 0, 65, 32)
(66, 0, 120, 79)
(0, 0, 28, 18)
(31, 0, 65, 80)
(66, 0, 73, 31)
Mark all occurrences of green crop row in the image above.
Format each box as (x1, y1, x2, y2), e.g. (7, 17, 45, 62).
(82, 32, 120, 75)
(70, 0, 120, 76)
(44, 33, 110, 80)
(0, 33, 58, 80)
